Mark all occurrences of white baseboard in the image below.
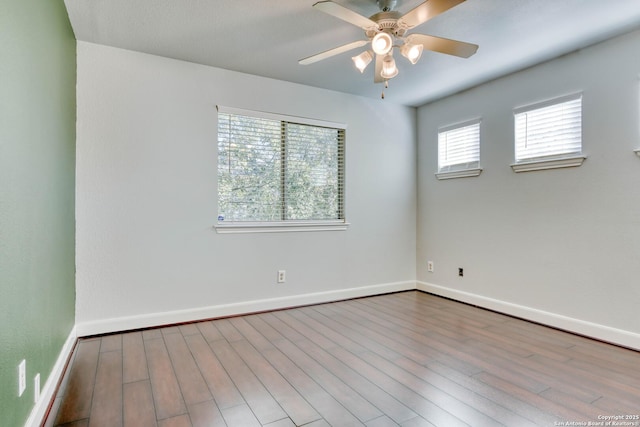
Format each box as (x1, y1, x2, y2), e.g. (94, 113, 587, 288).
(28, 280, 639, 427)
(76, 278, 640, 347)
(417, 281, 640, 351)
(25, 325, 77, 427)
(76, 281, 417, 337)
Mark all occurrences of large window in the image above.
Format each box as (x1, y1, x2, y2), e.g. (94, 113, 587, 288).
(512, 93, 585, 172)
(436, 119, 482, 180)
(217, 106, 345, 231)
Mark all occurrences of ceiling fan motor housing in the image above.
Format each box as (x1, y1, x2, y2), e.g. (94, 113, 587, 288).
(367, 11, 406, 38)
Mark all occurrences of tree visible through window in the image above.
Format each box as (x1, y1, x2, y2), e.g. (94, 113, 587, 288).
(217, 107, 345, 222)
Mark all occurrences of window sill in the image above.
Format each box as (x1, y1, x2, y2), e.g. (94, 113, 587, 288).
(214, 221, 350, 234)
(436, 167, 483, 180)
(510, 155, 586, 173)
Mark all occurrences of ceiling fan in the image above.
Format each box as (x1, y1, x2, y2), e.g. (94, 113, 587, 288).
(300, 0, 478, 90)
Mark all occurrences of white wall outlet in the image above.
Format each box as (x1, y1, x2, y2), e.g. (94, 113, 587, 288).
(427, 261, 434, 273)
(34, 373, 40, 403)
(18, 360, 26, 397)
(277, 270, 286, 283)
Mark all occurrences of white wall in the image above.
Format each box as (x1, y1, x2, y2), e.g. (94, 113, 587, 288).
(417, 29, 640, 348)
(75, 42, 417, 335)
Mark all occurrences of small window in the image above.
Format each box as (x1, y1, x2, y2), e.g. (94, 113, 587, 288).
(512, 94, 585, 172)
(216, 106, 346, 232)
(436, 119, 482, 180)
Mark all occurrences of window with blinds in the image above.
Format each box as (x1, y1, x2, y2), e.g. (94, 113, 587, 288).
(217, 106, 345, 223)
(514, 94, 582, 162)
(438, 119, 481, 172)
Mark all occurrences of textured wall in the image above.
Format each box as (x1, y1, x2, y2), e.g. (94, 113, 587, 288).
(0, 0, 76, 425)
(75, 42, 417, 333)
(417, 28, 640, 343)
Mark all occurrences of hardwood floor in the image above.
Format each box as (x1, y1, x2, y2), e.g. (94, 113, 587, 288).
(45, 291, 640, 426)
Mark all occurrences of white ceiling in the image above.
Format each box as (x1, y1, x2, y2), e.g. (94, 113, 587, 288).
(64, 0, 640, 107)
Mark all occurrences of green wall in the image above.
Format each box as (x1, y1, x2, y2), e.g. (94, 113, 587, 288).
(0, 0, 76, 425)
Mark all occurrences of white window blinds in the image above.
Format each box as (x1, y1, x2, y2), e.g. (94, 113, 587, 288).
(217, 107, 345, 222)
(438, 120, 481, 171)
(514, 94, 582, 162)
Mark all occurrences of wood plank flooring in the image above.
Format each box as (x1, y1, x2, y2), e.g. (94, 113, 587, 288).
(45, 291, 640, 426)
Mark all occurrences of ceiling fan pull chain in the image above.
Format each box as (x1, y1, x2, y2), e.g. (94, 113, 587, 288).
(381, 79, 390, 99)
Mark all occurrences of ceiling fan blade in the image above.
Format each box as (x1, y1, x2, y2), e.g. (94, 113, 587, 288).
(313, 1, 379, 30)
(407, 34, 478, 58)
(398, 0, 466, 29)
(299, 40, 368, 65)
(374, 54, 384, 83)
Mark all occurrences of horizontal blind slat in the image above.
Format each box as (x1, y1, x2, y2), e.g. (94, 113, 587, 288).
(515, 96, 582, 162)
(438, 122, 480, 169)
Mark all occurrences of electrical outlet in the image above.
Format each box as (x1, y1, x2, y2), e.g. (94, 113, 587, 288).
(427, 261, 434, 273)
(277, 270, 286, 283)
(458, 267, 464, 277)
(34, 373, 40, 403)
(18, 360, 26, 397)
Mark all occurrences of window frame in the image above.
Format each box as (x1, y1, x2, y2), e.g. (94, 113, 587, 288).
(215, 106, 348, 234)
(511, 93, 586, 173)
(436, 118, 483, 180)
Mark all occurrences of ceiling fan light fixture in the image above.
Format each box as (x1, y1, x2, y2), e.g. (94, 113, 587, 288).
(401, 42, 423, 64)
(301, 0, 479, 91)
(371, 32, 393, 55)
(380, 54, 398, 79)
(352, 50, 373, 73)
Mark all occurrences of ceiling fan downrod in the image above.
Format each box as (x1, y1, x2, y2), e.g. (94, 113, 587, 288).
(377, 0, 397, 12)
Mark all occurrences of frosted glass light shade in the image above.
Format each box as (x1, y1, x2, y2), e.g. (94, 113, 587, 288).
(372, 32, 393, 55)
(401, 43, 423, 64)
(352, 51, 373, 73)
(380, 54, 398, 79)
